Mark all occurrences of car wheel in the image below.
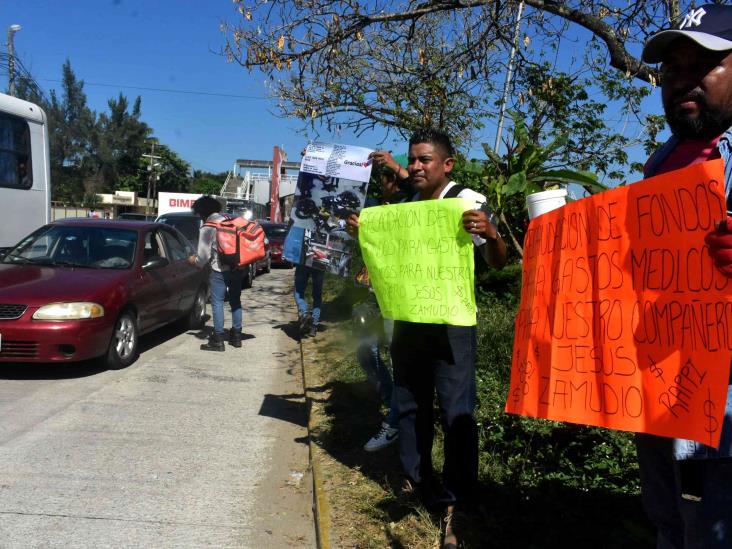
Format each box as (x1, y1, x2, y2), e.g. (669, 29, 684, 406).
(242, 265, 253, 289)
(185, 286, 207, 329)
(265, 255, 271, 273)
(106, 311, 138, 370)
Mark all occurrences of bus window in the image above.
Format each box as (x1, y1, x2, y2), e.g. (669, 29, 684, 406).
(0, 112, 31, 190)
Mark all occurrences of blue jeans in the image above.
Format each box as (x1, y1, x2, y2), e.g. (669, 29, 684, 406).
(294, 265, 324, 325)
(209, 269, 243, 335)
(636, 433, 732, 548)
(356, 324, 399, 428)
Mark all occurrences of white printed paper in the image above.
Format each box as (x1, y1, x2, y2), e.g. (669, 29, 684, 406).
(300, 142, 374, 183)
(289, 142, 374, 277)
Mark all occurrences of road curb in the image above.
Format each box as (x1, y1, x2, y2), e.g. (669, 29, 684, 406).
(299, 338, 331, 549)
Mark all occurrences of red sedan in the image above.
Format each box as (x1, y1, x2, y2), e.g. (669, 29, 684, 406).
(260, 221, 292, 268)
(0, 219, 208, 369)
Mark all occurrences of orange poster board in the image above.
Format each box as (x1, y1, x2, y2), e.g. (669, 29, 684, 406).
(506, 159, 732, 447)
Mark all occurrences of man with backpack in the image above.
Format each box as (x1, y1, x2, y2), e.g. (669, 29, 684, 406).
(187, 195, 244, 351)
(349, 129, 506, 548)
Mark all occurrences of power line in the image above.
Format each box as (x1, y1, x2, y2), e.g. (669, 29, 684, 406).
(37, 78, 266, 100)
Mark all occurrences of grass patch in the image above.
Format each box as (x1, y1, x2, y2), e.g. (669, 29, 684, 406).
(304, 267, 655, 548)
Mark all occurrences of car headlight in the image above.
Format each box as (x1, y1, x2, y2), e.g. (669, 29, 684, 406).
(32, 302, 105, 320)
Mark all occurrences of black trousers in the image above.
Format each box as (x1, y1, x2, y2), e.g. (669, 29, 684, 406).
(391, 321, 478, 502)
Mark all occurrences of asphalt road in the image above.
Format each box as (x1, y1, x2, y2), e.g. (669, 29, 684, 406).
(0, 268, 314, 548)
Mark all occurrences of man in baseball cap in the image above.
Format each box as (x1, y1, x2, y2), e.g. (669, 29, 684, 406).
(639, 4, 732, 547)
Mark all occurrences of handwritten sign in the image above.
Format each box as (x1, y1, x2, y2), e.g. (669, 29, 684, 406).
(359, 198, 476, 326)
(506, 159, 732, 447)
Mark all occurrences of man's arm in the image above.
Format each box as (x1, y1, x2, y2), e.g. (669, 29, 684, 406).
(187, 225, 216, 268)
(369, 150, 409, 182)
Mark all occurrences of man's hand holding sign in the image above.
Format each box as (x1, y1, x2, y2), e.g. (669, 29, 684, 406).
(507, 159, 732, 447)
(706, 215, 732, 276)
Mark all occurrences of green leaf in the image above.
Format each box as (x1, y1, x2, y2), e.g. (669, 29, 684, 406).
(481, 143, 503, 166)
(538, 169, 607, 190)
(504, 171, 527, 196)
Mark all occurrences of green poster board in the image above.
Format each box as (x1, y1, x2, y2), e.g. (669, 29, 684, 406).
(359, 198, 476, 326)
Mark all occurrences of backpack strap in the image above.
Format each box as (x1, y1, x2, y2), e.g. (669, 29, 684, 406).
(442, 183, 467, 199)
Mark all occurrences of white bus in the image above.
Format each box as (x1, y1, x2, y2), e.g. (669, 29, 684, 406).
(0, 93, 51, 250)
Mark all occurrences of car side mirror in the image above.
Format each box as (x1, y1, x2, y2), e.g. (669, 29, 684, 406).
(142, 255, 169, 270)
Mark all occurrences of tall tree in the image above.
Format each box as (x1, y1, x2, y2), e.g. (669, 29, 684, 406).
(190, 170, 227, 195)
(153, 144, 192, 194)
(95, 94, 152, 192)
(45, 60, 97, 202)
(222, 0, 688, 181)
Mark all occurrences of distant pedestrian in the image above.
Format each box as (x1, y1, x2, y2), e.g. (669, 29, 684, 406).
(294, 264, 324, 338)
(187, 195, 244, 351)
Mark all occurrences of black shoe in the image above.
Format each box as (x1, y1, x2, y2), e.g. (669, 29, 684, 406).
(308, 324, 317, 338)
(229, 328, 242, 348)
(414, 478, 456, 513)
(200, 332, 225, 352)
(298, 313, 312, 336)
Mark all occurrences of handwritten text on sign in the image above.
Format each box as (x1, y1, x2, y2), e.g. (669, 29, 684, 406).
(506, 160, 732, 447)
(359, 198, 476, 326)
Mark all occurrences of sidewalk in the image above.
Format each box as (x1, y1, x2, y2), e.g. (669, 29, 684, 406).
(0, 269, 316, 548)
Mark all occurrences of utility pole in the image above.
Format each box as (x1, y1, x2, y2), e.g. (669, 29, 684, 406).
(142, 142, 162, 216)
(7, 24, 21, 97)
(493, 2, 525, 154)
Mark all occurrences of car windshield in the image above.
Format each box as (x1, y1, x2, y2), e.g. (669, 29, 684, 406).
(2, 225, 138, 269)
(263, 224, 288, 238)
(158, 217, 200, 244)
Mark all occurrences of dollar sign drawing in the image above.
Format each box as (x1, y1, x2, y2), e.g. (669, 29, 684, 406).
(704, 388, 719, 445)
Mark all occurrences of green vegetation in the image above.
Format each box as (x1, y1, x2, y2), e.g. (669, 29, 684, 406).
(311, 268, 654, 547)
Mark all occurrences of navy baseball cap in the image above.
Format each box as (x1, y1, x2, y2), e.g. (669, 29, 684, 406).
(643, 4, 732, 63)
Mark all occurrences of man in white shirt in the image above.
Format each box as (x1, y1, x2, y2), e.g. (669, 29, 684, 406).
(352, 129, 506, 547)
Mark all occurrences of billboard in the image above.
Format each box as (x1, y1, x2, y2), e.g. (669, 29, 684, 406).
(158, 192, 203, 216)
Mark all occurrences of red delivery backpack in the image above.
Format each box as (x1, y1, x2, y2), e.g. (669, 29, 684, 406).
(204, 216, 266, 269)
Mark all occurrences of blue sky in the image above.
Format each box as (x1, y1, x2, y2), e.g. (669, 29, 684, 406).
(0, 0, 368, 174)
(1, 0, 665, 180)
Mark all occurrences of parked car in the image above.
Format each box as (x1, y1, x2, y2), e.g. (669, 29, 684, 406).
(156, 211, 203, 246)
(260, 221, 292, 268)
(155, 211, 264, 287)
(0, 219, 208, 369)
(255, 229, 272, 275)
(117, 212, 157, 221)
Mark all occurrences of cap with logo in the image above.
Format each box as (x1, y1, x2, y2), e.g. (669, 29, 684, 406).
(643, 4, 732, 63)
